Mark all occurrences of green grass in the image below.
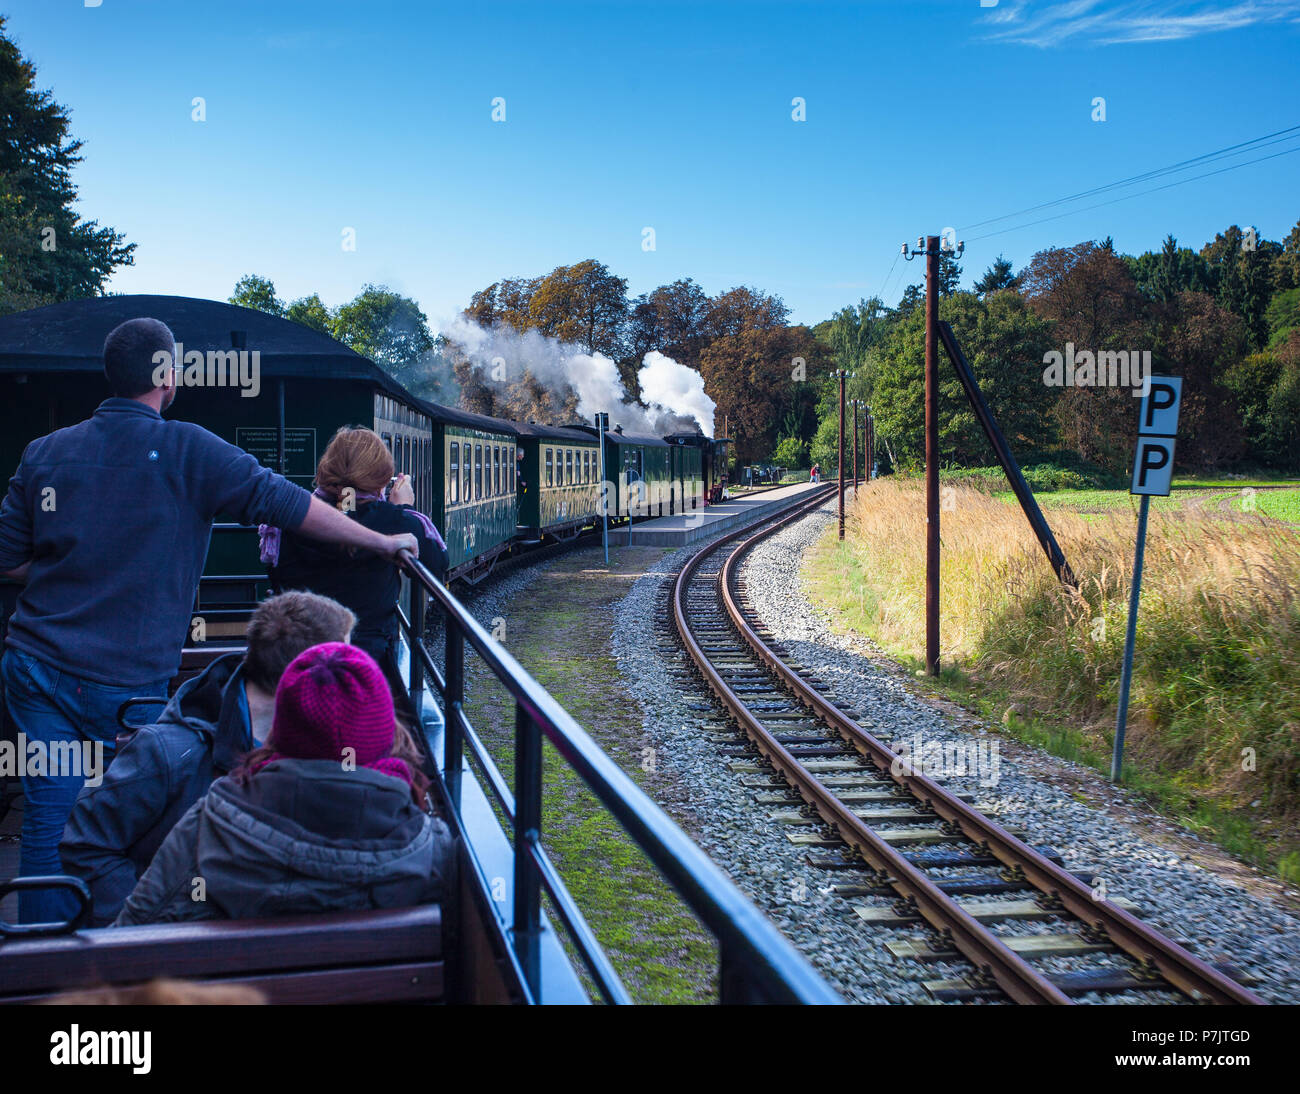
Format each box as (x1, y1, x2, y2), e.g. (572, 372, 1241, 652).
(1232, 487, 1300, 523)
(459, 549, 719, 1004)
(805, 479, 1300, 884)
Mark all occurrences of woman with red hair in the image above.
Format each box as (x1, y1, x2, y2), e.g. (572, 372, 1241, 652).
(262, 426, 446, 701)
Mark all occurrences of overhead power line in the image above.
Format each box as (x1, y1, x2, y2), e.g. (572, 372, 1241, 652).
(958, 123, 1300, 234)
(965, 143, 1300, 244)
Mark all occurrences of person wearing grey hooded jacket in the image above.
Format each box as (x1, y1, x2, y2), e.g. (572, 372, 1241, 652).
(113, 642, 454, 927)
(114, 758, 453, 925)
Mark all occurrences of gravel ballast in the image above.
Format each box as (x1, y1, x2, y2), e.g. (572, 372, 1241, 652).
(717, 499, 1300, 1004)
(437, 499, 1300, 1003)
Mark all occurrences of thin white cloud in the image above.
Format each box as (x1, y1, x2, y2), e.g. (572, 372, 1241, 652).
(982, 0, 1300, 47)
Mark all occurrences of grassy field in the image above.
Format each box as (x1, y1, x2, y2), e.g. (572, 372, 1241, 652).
(1232, 487, 1300, 523)
(806, 477, 1300, 884)
(458, 547, 719, 1004)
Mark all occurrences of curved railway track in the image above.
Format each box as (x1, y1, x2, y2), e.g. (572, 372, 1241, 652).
(670, 487, 1262, 1005)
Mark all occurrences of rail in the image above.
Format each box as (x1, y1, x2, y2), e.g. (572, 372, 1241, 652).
(672, 495, 1263, 1005)
(393, 548, 841, 1005)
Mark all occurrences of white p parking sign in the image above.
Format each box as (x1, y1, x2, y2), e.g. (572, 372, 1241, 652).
(1131, 376, 1182, 497)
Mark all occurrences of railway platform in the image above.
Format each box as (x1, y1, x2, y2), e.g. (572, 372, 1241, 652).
(609, 480, 829, 547)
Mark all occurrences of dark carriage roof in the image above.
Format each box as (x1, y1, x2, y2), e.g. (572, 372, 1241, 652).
(417, 399, 519, 436)
(511, 421, 598, 443)
(567, 423, 670, 448)
(0, 293, 424, 404)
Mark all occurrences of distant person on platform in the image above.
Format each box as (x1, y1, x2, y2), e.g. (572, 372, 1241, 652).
(260, 426, 446, 705)
(810, 464, 820, 484)
(0, 317, 418, 925)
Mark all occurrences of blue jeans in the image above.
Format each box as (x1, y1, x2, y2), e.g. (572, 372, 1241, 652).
(1, 648, 167, 925)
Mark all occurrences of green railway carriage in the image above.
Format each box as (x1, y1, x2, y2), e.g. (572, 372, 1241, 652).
(423, 402, 519, 580)
(571, 424, 672, 521)
(513, 422, 601, 539)
(666, 434, 704, 514)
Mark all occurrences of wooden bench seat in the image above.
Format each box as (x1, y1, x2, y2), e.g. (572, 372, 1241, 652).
(0, 904, 443, 1004)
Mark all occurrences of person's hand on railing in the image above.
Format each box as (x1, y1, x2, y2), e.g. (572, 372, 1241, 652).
(384, 532, 419, 561)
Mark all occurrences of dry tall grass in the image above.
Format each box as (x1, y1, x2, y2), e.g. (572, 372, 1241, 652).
(821, 479, 1300, 822)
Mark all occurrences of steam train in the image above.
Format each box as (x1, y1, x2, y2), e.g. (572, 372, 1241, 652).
(0, 295, 731, 592)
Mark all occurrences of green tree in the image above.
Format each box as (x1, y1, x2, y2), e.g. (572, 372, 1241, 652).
(974, 255, 1018, 296)
(772, 435, 808, 468)
(896, 282, 924, 317)
(229, 274, 285, 316)
(871, 291, 1057, 469)
(937, 252, 962, 297)
(286, 293, 332, 333)
(1274, 219, 1300, 292)
(0, 16, 134, 313)
(1125, 235, 1212, 303)
(1201, 225, 1279, 351)
(635, 277, 711, 368)
(1265, 287, 1300, 347)
(331, 284, 436, 393)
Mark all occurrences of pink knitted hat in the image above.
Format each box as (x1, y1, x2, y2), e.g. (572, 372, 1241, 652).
(268, 642, 411, 785)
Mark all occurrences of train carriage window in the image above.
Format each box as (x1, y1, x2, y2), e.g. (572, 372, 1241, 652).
(474, 444, 483, 499)
(463, 443, 472, 502)
(545, 448, 553, 487)
(583, 450, 590, 483)
(419, 438, 427, 511)
(449, 442, 459, 505)
(493, 446, 501, 495)
(565, 449, 573, 485)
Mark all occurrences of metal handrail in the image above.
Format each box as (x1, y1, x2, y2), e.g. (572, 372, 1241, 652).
(394, 549, 841, 1005)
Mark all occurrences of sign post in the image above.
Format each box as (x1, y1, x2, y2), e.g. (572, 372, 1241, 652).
(595, 411, 609, 565)
(1112, 376, 1182, 782)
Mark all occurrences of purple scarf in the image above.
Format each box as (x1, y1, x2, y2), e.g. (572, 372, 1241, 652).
(259, 487, 446, 566)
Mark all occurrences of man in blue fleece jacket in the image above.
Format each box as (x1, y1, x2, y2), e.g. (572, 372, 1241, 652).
(0, 317, 418, 924)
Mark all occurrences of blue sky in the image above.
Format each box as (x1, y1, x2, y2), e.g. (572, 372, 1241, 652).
(5, 0, 1299, 328)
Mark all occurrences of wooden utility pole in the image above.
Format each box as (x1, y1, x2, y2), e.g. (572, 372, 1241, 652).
(924, 236, 940, 676)
(852, 400, 859, 492)
(866, 408, 873, 481)
(837, 369, 846, 540)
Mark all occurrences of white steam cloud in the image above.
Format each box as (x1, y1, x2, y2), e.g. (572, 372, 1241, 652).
(440, 316, 715, 435)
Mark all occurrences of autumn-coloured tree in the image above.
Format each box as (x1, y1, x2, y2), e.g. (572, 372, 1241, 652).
(699, 325, 825, 462)
(1156, 291, 1249, 469)
(1020, 241, 1151, 468)
(525, 259, 629, 360)
(702, 285, 789, 342)
(465, 276, 540, 333)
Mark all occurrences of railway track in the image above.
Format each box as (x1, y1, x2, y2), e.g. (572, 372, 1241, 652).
(669, 488, 1263, 1004)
